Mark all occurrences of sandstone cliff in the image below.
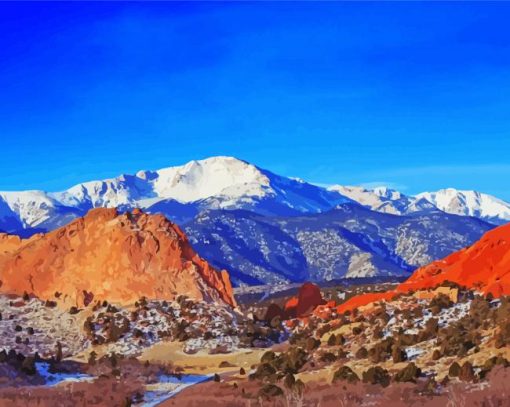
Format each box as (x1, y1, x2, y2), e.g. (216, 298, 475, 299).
(337, 222, 510, 313)
(0, 208, 236, 307)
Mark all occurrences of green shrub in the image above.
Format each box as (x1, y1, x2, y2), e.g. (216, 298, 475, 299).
(332, 366, 359, 383)
(394, 362, 421, 383)
(362, 366, 390, 387)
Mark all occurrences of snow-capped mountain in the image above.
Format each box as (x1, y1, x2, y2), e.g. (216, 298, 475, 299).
(0, 156, 503, 284)
(328, 185, 436, 215)
(0, 156, 351, 234)
(416, 188, 510, 225)
(0, 191, 82, 234)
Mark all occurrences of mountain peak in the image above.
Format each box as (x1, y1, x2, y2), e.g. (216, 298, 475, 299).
(328, 185, 432, 216)
(416, 188, 510, 225)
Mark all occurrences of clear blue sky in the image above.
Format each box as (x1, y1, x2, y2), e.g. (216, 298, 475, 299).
(1, 2, 510, 198)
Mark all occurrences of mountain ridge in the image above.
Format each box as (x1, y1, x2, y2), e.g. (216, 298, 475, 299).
(0, 156, 351, 234)
(416, 188, 510, 225)
(1, 157, 509, 237)
(184, 204, 493, 285)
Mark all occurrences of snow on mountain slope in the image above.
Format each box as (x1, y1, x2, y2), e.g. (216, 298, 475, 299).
(416, 188, 510, 225)
(184, 205, 493, 285)
(0, 191, 82, 232)
(0, 156, 351, 234)
(150, 156, 270, 202)
(328, 185, 436, 215)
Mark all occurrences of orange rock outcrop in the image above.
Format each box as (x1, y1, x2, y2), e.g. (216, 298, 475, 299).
(284, 282, 325, 318)
(337, 222, 510, 313)
(0, 208, 236, 308)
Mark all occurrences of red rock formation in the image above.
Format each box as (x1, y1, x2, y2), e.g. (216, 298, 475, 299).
(0, 208, 236, 308)
(264, 303, 285, 322)
(337, 222, 510, 313)
(336, 292, 397, 314)
(397, 223, 510, 296)
(284, 282, 325, 318)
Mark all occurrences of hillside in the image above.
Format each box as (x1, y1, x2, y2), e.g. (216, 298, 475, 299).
(0, 208, 235, 307)
(337, 222, 510, 312)
(184, 205, 493, 285)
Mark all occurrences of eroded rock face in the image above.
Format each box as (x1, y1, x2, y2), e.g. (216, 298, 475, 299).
(337, 223, 510, 314)
(399, 222, 510, 296)
(284, 282, 325, 318)
(0, 208, 236, 307)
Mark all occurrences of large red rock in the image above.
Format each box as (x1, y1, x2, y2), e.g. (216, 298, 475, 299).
(284, 282, 325, 318)
(397, 222, 510, 296)
(0, 208, 236, 308)
(337, 222, 510, 313)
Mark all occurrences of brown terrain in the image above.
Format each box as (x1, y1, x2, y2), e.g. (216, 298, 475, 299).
(1, 209, 510, 406)
(0, 208, 235, 308)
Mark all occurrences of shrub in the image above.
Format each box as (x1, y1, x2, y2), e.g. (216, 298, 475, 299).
(276, 347, 308, 374)
(432, 349, 441, 360)
(469, 296, 491, 324)
(327, 333, 337, 346)
(373, 326, 384, 340)
(449, 362, 461, 377)
(429, 294, 453, 314)
(458, 361, 475, 382)
(480, 356, 509, 379)
(362, 366, 390, 387)
(45, 300, 57, 308)
(261, 351, 276, 364)
(418, 318, 439, 342)
(391, 345, 407, 363)
(437, 318, 479, 357)
(494, 320, 510, 348)
(352, 326, 362, 335)
(332, 366, 359, 383)
(305, 337, 320, 351)
(250, 363, 277, 382)
(283, 373, 295, 389)
(355, 347, 368, 359)
(395, 333, 418, 347)
(21, 356, 36, 375)
(69, 306, 80, 315)
(394, 362, 421, 383)
(369, 337, 394, 363)
(320, 352, 337, 363)
(88, 351, 97, 365)
(258, 384, 284, 399)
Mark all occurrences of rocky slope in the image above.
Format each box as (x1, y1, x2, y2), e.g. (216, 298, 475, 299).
(336, 222, 510, 312)
(0, 208, 235, 307)
(399, 222, 510, 296)
(184, 205, 493, 285)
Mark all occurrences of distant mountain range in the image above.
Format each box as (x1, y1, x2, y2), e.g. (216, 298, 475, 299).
(0, 157, 350, 234)
(328, 185, 510, 225)
(184, 205, 491, 285)
(0, 156, 506, 284)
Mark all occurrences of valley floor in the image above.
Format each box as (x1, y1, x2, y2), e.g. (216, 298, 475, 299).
(2, 281, 510, 406)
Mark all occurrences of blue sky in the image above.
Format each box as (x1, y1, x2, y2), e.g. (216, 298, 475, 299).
(1, 2, 510, 198)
